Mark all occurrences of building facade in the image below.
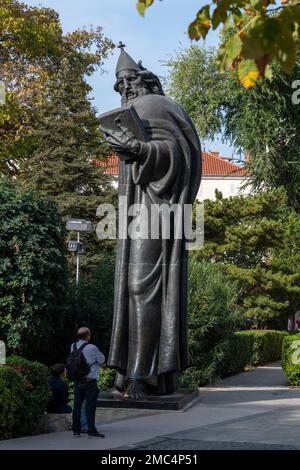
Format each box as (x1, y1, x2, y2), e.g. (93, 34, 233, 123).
(97, 150, 251, 201)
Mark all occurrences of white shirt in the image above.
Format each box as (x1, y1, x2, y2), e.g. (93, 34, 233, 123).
(71, 340, 105, 380)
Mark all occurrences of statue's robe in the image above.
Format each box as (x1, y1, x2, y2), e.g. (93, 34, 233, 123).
(107, 94, 202, 394)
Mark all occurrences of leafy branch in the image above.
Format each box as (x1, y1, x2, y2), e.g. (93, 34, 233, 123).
(136, 0, 300, 88)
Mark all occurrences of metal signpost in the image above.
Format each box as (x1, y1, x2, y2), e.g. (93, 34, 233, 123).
(66, 219, 92, 285)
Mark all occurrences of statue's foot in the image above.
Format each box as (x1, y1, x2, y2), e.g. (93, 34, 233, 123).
(122, 379, 148, 400)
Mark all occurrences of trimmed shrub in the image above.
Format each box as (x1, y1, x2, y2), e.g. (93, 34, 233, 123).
(220, 333, 254, 377)
(181, 330, 287, 388)
(0, 366, 24, 439)
(246, 330, 287, 365)
(282, 333, 300, 385)
(6, 356, 49, 436)
(220, 330, 287, 378)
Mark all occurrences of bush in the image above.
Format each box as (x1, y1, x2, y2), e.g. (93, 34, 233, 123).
(282, 333, 300, 385)
(181, 328, 287, 388)
(0, 179, 68, 361)
(98, 366, 116, 391)
(180, 260, 244, 388)
(220, 330, 287, 378)
(0, 366, 24, 439)
(220, 332, 254, 377)
(6, 356, 49, 436)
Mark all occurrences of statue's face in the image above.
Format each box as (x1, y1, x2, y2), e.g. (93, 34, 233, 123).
(117, 70, 150, 104)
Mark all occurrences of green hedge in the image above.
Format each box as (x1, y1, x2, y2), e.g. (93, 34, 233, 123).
(282, 334, 300, 385)
(220, 330, 287, 378)
(181, 330, 287, 388)
(0, 366, 24, 439)
(0, 356, 49, 440)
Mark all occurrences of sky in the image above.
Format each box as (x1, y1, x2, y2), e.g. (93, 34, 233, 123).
(26, 0, 235, 157)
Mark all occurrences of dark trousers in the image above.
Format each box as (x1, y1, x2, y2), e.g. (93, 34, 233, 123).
(72, 379, 99, 434)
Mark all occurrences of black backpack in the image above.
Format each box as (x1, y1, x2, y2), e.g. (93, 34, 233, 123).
(66, 343, 90, 379)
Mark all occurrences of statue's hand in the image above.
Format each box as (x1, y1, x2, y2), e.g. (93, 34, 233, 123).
(101, 119, 146, 161)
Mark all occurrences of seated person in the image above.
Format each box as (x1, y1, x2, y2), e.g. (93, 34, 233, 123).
(47, 363, 72, 414)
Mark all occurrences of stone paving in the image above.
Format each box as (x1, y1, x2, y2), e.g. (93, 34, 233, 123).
(133, 438, 297, 450)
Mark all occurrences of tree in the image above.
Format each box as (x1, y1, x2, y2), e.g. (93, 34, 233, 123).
(136, 0, 300, 87)
(0, 179, 68, 358)
(181, 259, 243, 387)
(166, 46, 300, 213)
(193, 189, 300, 327)
(0, 0, 114, 176)
(65, 255, 115, 360)
(20, 61, 116, 271)
(166, 46, 225, 140)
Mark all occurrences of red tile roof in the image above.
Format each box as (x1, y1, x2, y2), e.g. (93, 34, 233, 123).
(203, 151, 248, 177)
(96, 154, 119, 175)
(95, 151, 248, 178)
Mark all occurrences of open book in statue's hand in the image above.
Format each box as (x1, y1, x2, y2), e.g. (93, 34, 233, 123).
(99, 104, 149, 161)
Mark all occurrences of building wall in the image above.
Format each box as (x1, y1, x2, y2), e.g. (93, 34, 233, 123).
(196, 177, 252, 201)
(110, 176, 252, 201)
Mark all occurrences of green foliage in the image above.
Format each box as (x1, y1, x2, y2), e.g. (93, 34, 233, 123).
(6, 356, 49, 435)
(0, 356, 49, 440)
(0, 365, 24, 439)
(167, 47, 300, 213)
(219, 332, 254, 377)
(193, 189, 300, 326)
(223, 58, 300, 213)
(137, 0, 300, 86)
(182, 330, 287, 388)
(180, 259, 244, 388)
(0, 0, 62, 60)
(282, 334, 300, 386)
(20, 59, 117, 271)
(166, 46, 225, 140)
(77, 257, 115, 355)
(221, 330, 288, 377)
(0, 0, 114, 177)
(45, 253, 115, 365)
(98, 367, 116, 391)
(0, 179, 68, 357)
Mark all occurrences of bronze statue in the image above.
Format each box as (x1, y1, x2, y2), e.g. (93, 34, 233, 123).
(100, 44, 202, 399)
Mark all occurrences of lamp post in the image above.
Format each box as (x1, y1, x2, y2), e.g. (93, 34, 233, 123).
(66, 218, 92, 285)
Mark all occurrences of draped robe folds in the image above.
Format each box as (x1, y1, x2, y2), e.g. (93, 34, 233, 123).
(107, 94, 202, 394)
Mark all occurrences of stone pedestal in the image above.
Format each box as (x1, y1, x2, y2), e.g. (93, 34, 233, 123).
(46, 413, 72, 433)
(97, 389, 199, 412)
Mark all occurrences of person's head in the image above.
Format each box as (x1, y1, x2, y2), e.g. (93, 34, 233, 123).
(114, 48, 164, 105)
(50, 363, 66, 378)
(77, 326, 91, 342)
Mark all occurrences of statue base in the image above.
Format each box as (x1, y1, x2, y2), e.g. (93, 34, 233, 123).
(97, 389, 199, 411)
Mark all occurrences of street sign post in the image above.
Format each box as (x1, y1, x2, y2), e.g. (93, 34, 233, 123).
(66, 218, 92, 284)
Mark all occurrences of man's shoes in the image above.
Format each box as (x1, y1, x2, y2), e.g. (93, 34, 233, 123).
(88, 431, 105, 438)
(73, 432, 81, 438)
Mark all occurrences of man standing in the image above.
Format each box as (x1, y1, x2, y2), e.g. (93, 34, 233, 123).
(70, 327, 105, 438)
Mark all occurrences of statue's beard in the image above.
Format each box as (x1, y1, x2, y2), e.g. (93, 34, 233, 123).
(121, 87, 150, 105)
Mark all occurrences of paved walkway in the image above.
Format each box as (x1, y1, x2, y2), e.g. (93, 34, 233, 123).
(1, 362, 300, 450)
